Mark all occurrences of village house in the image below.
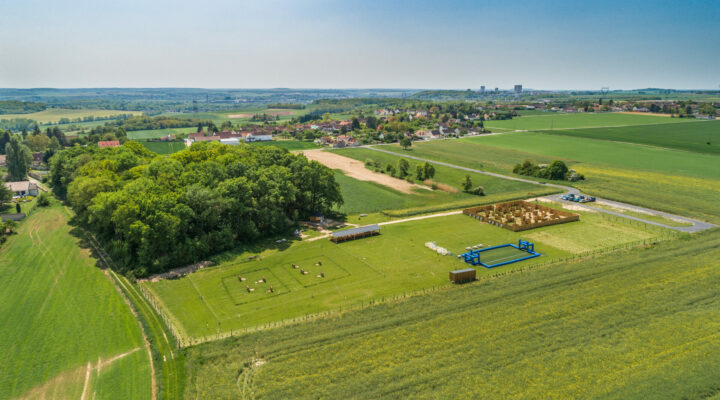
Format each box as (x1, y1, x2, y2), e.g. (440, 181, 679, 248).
(5, 181, 39, 197)
(97, 140, 121, 148)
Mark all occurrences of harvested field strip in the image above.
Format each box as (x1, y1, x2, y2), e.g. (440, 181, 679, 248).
(303, 149, 424, 194)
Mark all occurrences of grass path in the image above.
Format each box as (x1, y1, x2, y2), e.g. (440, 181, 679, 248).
(84, 231, 185, 400)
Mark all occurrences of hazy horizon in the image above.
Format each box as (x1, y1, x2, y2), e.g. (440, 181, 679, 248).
(1, 0, 718, 89)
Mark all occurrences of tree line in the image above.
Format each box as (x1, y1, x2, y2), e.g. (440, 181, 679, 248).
(49, 141, 343, 277)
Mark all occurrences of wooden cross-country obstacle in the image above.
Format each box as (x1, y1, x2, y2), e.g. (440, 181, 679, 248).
(463, 200, 579, 232)
(330, 224, 381, 243)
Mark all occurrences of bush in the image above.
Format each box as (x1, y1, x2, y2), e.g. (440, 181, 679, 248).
(36, 192, 51, 207)
(469, 186, 485, 196)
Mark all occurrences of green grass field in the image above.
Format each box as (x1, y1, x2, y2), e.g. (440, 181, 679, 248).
(329, 147, 557, 214)
(542, 120, 720, 155)
(140, 140, 187, 154)
(250, 140, 319, 151)
(377, 133, 720, 223)
(127, 126, 198, 140)
(484, 112, 697, 131)
(143, 207, 667, 340)
(161, 107, 304, 125)
(0, 204, 151, 399)
(0, 108, 141, 124)
(183, 229, 720, 399)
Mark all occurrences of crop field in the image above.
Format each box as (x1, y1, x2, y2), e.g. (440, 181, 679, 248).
(127, 126, 198, 140)
(377, 133, 720, 223)
(143, 209, 667, 340)
(333, 147, 538, 192)
(483, 111, 697, 131)
(184, 229, 720, 399)
(543, 120, 720, 155)
(0, 204, 151, 399)
(140, 140, 187, 154)
(0, 108, 141, 124)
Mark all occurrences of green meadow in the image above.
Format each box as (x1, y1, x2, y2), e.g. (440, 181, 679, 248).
(127, 126, 198, 140)
(250, 140, 319, 151)
(140, 140, 187, 154)
(543, 120, 720, 155)
(484, 111, 697, 130)
(377, 132, 720, 223)
(0, 204, 151, 399)
(143, 208, 667, 340)
(329, 147, 557, 214)
(184, 229, 720, 399)
(0, 108, 141, 124)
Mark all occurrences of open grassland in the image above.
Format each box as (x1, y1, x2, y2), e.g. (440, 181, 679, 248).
(543, 120, 720, 155)
(0, 108, 141, 124)
(250, 140, 319, 151)
(378, 134, 720, 223)
(127, 126, 198, 140)
(0, 204, 151, 399)
(144, 210, 668, 341)
(161, 107, 304, 124)
(140, 140, 187, 155)
(184, 229, 720, 399)
(330, 147, 557, 214)
(484, 111, 698, 131)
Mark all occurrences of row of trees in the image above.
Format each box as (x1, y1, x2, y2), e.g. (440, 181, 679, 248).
(512, 160, 584, 181)
(50, 141, 343, 277)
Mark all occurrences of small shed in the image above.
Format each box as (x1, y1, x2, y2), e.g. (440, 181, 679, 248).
(449, 268, 476, 284)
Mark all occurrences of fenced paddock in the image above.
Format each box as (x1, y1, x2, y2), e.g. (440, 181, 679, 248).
(461, 240, 541, 268)
(464, 200, 579, 231)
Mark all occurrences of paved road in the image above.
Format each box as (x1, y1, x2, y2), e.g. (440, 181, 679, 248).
(366, 146, 717, 233)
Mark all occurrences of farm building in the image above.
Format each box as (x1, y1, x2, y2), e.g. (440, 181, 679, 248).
(330, 224, 380, 243)
(449, 268, 476, 284)
(464, 200, 579, 232)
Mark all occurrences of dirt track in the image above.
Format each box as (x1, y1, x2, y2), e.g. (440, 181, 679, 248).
(302, 149, 427, 194)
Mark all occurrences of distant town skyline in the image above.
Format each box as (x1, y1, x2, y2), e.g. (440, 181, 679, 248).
(1, 0, 718, 89)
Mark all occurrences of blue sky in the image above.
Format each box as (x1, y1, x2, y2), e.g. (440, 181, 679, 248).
(0, 0, 718, 89)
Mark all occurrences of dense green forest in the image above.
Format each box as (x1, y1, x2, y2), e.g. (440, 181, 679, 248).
(0, 100, 46, 114)
(49, 141, 343, 276)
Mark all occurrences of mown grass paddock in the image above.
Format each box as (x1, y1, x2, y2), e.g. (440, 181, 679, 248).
(143, 207, 673, 341)
(0, 204, 151, 399)
(183, 230, 720, 399)
(464, 200, 579, 231)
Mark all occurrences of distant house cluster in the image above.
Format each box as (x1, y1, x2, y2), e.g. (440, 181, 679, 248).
(185, 130, 273, 147)
(317, 135, 359, 148)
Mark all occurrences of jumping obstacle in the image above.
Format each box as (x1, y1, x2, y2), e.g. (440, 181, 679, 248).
(460, 239, 541, 268)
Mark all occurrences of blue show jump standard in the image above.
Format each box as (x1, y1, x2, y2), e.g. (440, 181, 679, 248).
(460, 239, 541, 268)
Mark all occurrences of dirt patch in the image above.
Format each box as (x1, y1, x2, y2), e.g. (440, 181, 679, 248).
(139, 261, 213, 282)
(562, 203, 596, 213)
(617, 111, 672, 117)
(423, 179, 459, 193)
(227, 113, 253, 118)
(302, 149, 428, 194)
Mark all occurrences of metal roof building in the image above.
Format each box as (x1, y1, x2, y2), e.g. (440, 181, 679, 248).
(330, 224, 380, 243)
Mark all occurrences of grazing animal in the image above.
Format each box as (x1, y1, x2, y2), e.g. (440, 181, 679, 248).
(246, 285, 255, 293)
(317, 272, 325, 278)
(238, 275, 246, 281)
(267, 285, 274, 293)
